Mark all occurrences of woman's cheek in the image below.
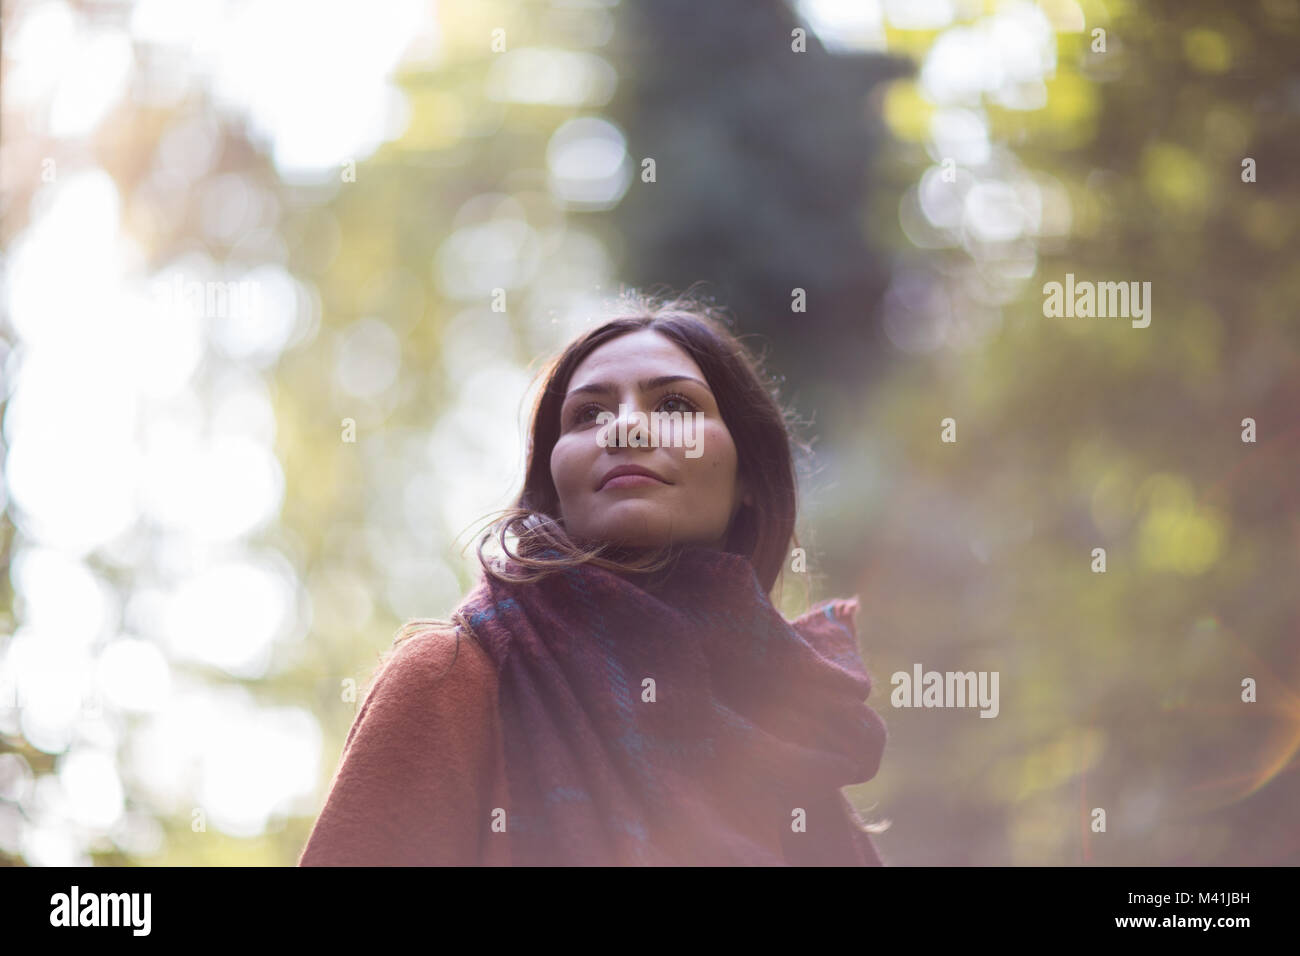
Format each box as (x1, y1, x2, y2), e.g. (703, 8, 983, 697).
(550, 442, 581, 512)
(703, 424, 738, 474)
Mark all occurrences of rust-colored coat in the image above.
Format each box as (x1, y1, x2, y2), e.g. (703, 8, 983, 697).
(299, 628, 512, 866)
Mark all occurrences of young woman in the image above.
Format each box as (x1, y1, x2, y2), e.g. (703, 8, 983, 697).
(298, 291, 889, 866)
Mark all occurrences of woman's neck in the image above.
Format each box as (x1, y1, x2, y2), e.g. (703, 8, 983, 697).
(597, 541, 731, 592)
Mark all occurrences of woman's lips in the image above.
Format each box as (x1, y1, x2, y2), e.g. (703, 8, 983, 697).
(600, 474, 668, 490)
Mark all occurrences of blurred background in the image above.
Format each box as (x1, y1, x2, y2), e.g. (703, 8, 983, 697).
(1, 0, 1297, 866)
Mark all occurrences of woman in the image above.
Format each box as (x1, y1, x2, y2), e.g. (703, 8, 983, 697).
(298, 290, 889, 866)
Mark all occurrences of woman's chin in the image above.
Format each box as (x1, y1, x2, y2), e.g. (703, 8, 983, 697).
(566, 505, 728, 552)
(588, 528, 672, 550)
(574, 508, 666, 547)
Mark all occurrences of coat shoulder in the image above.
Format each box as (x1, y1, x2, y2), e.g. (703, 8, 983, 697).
(378, 623, 498, 695)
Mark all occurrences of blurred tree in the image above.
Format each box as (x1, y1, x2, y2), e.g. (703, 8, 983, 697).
(826, 0, 1300, 865)
(606, 0, 911, 401)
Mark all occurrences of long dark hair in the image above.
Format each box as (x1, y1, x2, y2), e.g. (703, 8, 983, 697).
(390, 287, 812, 660)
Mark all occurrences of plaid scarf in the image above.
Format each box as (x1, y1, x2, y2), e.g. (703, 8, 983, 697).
(460, 544, 888, 866)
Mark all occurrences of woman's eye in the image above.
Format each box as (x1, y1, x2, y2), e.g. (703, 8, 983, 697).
(567, 394, 697, 426)
(571, 404, 602, 425)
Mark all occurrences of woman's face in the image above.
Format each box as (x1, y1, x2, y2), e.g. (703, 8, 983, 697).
(550, 329, 747, 549)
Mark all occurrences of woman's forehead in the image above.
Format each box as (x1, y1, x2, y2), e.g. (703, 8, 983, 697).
(569, 330, 703, 383)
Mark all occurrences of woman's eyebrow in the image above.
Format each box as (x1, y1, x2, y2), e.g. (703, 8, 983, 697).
(564, 374, 710, 400)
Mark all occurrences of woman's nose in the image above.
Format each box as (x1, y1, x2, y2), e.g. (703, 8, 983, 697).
(614, 400, 645, 425)
(601, 399, 655, 449)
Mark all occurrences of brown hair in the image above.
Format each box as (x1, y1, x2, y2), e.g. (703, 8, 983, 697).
(386, 287, 812, 668)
